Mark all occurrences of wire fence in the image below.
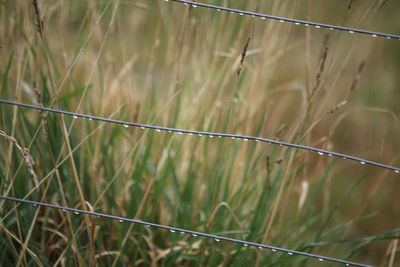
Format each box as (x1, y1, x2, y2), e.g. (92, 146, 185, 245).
(1, 1, 399, 266)
(0, 195, 372, 267)
(1, 99, 399, 174)
(165, 0, 400, 40)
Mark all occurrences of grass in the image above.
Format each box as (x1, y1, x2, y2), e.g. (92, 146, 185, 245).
(0, 0, 400, 266)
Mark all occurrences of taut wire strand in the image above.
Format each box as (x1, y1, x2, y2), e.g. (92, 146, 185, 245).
(0, 99, 399, 174)
(165, 0, 400, 40)
(0, 195, 373, 267)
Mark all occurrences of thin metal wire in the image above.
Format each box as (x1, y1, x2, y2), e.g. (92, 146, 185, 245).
(164, 0, 400, 40)
(1, 99, 399, 174)
(1, 99, 399, 173)
(0, 195, 372, 267)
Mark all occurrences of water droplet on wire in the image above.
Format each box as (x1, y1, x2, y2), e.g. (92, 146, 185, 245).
(73, 115, 78, 119)
(215, 238, 220, 242)
(123, 124, 129, 128)
(74, 211, 79, 215)
(170, 230, 176, 233)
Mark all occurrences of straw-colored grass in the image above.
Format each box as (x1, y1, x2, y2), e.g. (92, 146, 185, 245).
(1, 0, 399, 266)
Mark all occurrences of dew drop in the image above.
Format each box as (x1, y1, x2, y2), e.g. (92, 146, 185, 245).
(243, 138, 249, 141)
(89, 118, 93, 121)
(156, 129, 162, 132)
(315, 25, 321, 28)
(217, 9, 221, 11)
(349, 31, 354, 34)
(62, 209, 67, 212)
(319, 258, 324, 261)
(118, 219, 123, 223)
(199, 134, 203, 136)
(272, 249, 277, 252)
(295, 22, 300, 25)
(192, 4, 197, 7)
(192, 234, 198, 237)
(244, 244, 248, 247)
(73, 115, 78, 119)
(279, 20, 284, 22)
(386, 37, 391, 39)
(123, 124, 129, 128)
(170, 230, 176, 233)
(360, 161, 366, 165)
(317, 152, 324, 155)
(288, 252, 293, 255)
(372, 34, 377, 37)
(140, 127, 145, 130)
(305, 24, 309, 27)
(395, 170, 399, 173)
(74, 211, 79, 215)
(261, 17, 266, 20)
(258, 246, 262, 249)
(177, 132, 183, 135)
(215, 238, 220, 242)
(33, 204, 38, 207)
(329, 27, 334, 30)
(209, 135, 214, 138)
(146, 224, 151, 228)
(231, 137, 236, 140)
(328, 153, 333, 157)
(239, 13, 244, 15)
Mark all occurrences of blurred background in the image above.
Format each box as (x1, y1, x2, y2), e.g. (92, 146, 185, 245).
(0, 0, 399, 266)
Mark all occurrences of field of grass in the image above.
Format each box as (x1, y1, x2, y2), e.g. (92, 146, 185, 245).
(1, 0, 399, 266)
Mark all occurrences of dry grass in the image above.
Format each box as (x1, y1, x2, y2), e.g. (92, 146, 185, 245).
(0, 0, 399, 266)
